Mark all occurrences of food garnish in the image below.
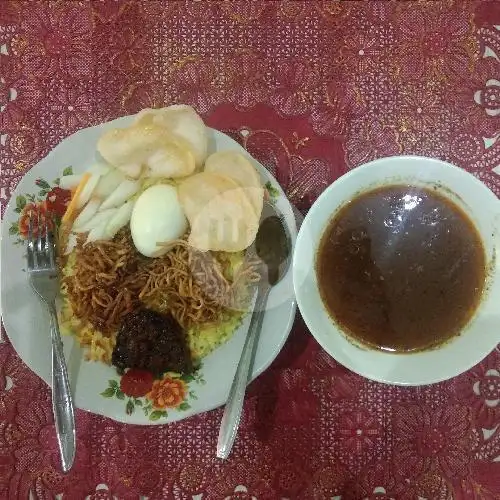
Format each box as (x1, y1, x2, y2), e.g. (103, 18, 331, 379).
(58, 104, 265, 374)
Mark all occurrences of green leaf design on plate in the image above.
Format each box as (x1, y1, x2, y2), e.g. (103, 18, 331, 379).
(109, 379, 119, 390)
(134, 399, 143, 407)
(62, 166, 73, 176)
(16, 195, 27, 210)
(36, 179, 51, 189)
(182, 374, 195, 383)
(178, 402, 191, 411)
(9, 223, 19, 236)
(54, 177, 60, 186)
(100, 387, 116, 398)
(126, 400, 135, 415)
(149, 410, 166, 421)
(116, 390, 125, 400)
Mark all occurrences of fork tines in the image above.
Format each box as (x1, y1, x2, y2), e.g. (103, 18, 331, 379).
(27, 210, 56, 271)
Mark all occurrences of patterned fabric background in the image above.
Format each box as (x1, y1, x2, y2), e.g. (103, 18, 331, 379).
(1, 1, 499, 498)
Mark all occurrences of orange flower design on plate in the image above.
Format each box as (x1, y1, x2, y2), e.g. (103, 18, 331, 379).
(146, 375, 187, 409)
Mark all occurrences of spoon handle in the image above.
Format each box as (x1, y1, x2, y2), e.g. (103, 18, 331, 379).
(217, 285, 271, 459)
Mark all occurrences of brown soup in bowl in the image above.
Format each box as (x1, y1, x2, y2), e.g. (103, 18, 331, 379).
(316, 185, 486, 352)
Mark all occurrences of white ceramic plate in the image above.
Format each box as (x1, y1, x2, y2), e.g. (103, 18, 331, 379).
(294, 156, 500, 386)
(0, 116, 297, 424)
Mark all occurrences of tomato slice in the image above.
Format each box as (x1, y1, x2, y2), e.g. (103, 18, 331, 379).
(120, 369, 154, 398)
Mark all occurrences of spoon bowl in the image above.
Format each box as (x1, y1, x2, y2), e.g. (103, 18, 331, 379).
(254, 201, 292, 289)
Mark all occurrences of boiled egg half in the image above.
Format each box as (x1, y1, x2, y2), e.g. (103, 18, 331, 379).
(130, 184, 188, 257)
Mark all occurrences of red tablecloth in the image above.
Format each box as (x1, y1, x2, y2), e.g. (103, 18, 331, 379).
(1, 1, 500, 498)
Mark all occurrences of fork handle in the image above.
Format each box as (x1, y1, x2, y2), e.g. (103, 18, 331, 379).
(48, 301, 76, 473)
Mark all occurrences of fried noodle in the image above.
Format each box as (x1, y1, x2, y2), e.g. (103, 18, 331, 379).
(62, 229, 261, 337)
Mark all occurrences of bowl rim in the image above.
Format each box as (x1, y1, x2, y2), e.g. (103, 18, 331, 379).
(293, 155, 500, 386)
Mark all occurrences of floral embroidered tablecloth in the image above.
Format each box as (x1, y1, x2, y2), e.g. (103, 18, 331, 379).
(1, 1, 500, 498)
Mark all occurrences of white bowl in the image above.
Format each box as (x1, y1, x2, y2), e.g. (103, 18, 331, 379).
(293, 156, 500, 386)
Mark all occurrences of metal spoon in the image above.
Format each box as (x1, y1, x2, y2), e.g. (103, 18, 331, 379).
(217, 201, 292, 459)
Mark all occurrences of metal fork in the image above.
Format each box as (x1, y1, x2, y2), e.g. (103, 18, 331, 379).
(26, 212, 76, 473)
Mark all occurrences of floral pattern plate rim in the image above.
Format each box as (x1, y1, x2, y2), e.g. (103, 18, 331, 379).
(0, 116, 297, 424)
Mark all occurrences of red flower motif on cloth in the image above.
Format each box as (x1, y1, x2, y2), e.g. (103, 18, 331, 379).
(146, 375, 187, 409)
(0, 348, 41, 433)
(397, 82, 445, 133)
(339, 409, 381, 454)
(450, 133, 486, 166)
(205, 461, 276, 500)
(246, 366, 320, 430)
(242, 129, 291, 187)
(394, 405, 472, 480)
(270, 59, 319, 116)
(273, 368, 319, 426)
(453, 460, 500, 500)
(0, 167, 23, 210)
(327, 372, 364, 403)
(401, 128, 451, 161)
(345, 119, 400, 168)
(223, 484, 257, 500)
(4, 127, 44, 170)
(309, 79, 362, 137)
(226, 51, 271, 109)
(272, 462, 308, 498)
(478, 26, 500, 63)
(108, 26, 148, 73)
(452, 353, 500, 429)
(219, 3, 266, 23)
(351, 461, 407, 500)
(120, 369, 154, 398)
(454, 57, 500, 138)
(286, 156, 331, 211)
(0, 449, 15, 499)
(172, 461, 211, 496)
(121, 82, 170, 114)
(49, 85, 93, 131)
(172, 58, 223, 113)
(64, 420, 154, 498)
(90, 1, 126, 22)
(19, 3, 94, 78)
(348, 459, 453, 500)
(277, 1, 307, 21)
(300, 462, 348, 499)
(0, 1, 20, 46)
(96, 424, 157, 486)
(82, 460, 142, 500)
(315, 1, 352, 24)
(340, 30, 388, 74)
(14, 398, 89, 476)
(0, 77, 23, 131)
(0, 58, 43, 130)
(395, 6, 478, 82)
